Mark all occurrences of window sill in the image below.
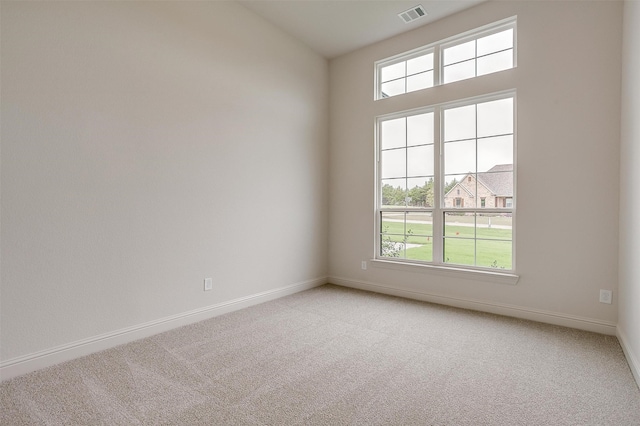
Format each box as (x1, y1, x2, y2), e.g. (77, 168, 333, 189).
(369, 259, 520, 285)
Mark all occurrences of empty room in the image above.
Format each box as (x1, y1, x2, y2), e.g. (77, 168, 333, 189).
(2, 0, 640, 424)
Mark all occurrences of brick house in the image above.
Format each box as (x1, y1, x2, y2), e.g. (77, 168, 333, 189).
(444, 164, 513, 208)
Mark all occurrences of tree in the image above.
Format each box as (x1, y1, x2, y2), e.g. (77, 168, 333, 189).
(382, 184, 407, 206)
(407, 179, 434, 207)
(444, 178, 459, 195)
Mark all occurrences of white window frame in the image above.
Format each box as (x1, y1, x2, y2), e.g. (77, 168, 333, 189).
(375, 90, 516, 273)
(375, 16, 517, 100)
(376, 48, 436, 99)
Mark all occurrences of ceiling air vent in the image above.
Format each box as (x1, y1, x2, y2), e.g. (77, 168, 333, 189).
(398, 5, 427, 24)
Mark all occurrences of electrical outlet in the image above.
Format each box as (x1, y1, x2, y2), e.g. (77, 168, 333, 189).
(204, 278, 213, 291)
(361, 261, 367, 270)
(599, 289, 612, 304)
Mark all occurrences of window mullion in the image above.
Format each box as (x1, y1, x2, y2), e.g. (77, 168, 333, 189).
(433, 106, 443, 264)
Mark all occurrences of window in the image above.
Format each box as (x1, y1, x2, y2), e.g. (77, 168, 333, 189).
(442, 26, 514, 84)
(375, 17, 516, 100)
(377, 93, 515, 271)
(379, 51, 434, 98)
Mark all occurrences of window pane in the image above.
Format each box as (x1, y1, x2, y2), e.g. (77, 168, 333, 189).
(380, 212, 406, 259)
(381, 62, 405, 82)
(381, 212, 404, 235)
(443, 60, 476, 84)
(476, 240, 512, 269)
(407, 112, 434, 146)
(477, 135, 513, 172)
(407, 145, 433, 177)
(407, 177, 434, 207)
(381, 179, 407, 207)
(444, 212, 475, 266)
(443, 40, 475, 65)
(406, 212, 433, 235)
(381, 117, 406, 150)
(477, 50, 513, 77)
(381, 149, 406, 179)
(444, 174, 469, 207)
(444, 139, 476, 175)
(381, 79, 405, 98)
(407, 71, 433, 93)
(479, 170, 513, 207)
(477, 97, 513, 138)
(406, 235, 433, 261)
(477, 213, 512, 240)
(407, 53, 433, 74)
(477, 28, 513, 56)
(444, 104, 476, 141)
(445, 212, 475, 236)
(443, 238, 475, 266)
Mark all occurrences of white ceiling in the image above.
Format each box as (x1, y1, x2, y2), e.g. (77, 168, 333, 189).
(238, 0, 486, 58)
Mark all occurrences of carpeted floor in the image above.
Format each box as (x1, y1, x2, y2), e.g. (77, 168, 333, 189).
(1, 284, 639, 425)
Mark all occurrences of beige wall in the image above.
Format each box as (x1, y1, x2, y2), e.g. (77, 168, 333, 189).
(0, 1, 329, 364)
(329, 1, 622, 330)
(619, 0, 640, 384)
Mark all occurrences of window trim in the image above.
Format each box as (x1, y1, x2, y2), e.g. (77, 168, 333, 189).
(375, 90, 516, 273)
(375, 16, 516, 100)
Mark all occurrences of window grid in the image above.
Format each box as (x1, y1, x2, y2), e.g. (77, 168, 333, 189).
(377, 92, 515, 271)
(376, 17, 516, 99)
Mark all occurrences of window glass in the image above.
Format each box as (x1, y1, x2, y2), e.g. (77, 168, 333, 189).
(378, 94, 514, 271)
(377, 19, 515, 99)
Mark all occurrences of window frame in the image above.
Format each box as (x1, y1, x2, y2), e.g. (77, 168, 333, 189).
(375, 90, 516, 273)
(375, 16, 517, 100)
(376, 48, 436, 99)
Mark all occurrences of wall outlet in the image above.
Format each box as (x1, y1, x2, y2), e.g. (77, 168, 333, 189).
(204, 278, 213, 291)
(361, 261, 367, 270)
(599, 289, 612, 304)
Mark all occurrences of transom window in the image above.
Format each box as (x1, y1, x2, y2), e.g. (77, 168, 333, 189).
(377, 93, 515, 271)
(442, 26, 514, 84)
(376, 17, 516, 100)
(380, 51, 435, 98)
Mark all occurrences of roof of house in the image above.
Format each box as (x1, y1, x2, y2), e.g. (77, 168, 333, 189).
(444, 164, 513, 198)
(476, 164, 513, 196)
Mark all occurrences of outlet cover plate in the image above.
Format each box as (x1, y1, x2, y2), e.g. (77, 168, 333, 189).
(599, 289, 612, 304)
(204, 278, 213, 291)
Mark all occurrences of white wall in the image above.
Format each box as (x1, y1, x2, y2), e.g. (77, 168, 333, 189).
(0, 1, 328, 370)
(619, 0, 640, 385)
(329, 1, 623, 333)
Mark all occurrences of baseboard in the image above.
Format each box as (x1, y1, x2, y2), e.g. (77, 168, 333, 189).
(0, 277, 327, 382)
(617, 326, 640, 390)
(329, 276, 617, 336)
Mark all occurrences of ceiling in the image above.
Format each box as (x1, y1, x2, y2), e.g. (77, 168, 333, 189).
(238, 0, 486, 58)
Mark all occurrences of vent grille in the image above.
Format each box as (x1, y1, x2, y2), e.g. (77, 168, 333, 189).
(398, 5, 427, 24)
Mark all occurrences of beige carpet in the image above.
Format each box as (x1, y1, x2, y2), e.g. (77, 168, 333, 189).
(1, 284, 639, 425)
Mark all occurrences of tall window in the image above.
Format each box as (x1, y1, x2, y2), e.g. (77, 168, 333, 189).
(377, 93, 515, 271)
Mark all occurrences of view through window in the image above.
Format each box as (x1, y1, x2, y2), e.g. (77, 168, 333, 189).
(378, 94, 514, 270)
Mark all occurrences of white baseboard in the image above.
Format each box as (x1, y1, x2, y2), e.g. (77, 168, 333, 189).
(617, 326, 640, 390)
(0, 277, 327, 382)
(329, 276, 617, 336)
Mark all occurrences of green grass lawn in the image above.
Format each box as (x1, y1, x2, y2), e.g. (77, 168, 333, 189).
(381, 219, 512, 269)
